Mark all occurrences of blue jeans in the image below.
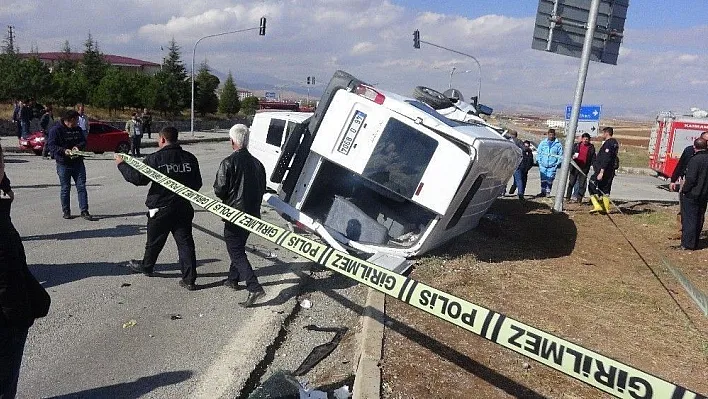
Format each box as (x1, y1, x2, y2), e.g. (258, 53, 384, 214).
(20, 121, 30, 139)
(513, 168, 526, 197)
(0, 326, 29, 399)
(56, 162, 88, 214)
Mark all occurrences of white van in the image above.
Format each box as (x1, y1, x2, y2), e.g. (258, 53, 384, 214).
(248, 111, 313, 191)
(258, 71, 520, 272)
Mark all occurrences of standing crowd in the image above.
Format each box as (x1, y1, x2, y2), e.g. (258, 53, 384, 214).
(511, 126, 620, 215)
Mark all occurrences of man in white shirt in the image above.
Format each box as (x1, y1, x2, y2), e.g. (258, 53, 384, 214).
(76, 103, 89, 139)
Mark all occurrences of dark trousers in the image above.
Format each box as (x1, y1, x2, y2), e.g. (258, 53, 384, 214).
(142, 205, 197, 284)
(131, 135, 142, 156)
(566, 169, 590, 199)
(144, 125, 151, 139)
(41, 132, 50, 158)
(56, 162, 88, 214)
(588, 170, 615, 196)
(680, 195, 707, 250)
(224, 223, 262, 292)
(0, 326, 29, 399)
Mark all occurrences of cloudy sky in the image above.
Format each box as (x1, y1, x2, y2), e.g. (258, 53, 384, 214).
(3, 0, 707, 117)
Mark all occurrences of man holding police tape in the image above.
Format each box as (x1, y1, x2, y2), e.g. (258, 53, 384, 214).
(115, 126, 203, 290)
(214, 124, 267, 307)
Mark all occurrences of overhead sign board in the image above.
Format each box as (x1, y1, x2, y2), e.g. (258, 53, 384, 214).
(565, 105, 601, 121)
(532, 0, 628, 65)
(265, 91, 277, 100)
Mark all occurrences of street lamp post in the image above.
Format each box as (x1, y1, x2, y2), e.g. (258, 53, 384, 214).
(190, 17, 266, 136)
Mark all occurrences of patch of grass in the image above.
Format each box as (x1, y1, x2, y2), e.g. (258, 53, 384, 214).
(632, 210, 672, 225)
(619, 145, 650, 169)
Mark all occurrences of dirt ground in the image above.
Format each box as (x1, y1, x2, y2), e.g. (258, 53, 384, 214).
(381, 198, 708, 398)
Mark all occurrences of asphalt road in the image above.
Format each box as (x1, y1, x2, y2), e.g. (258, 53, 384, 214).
(5, 142, 306, 398)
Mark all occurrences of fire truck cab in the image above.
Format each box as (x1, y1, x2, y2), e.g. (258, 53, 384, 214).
(648, 112, 708, 178)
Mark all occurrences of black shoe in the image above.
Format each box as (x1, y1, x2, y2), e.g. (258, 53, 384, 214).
(239, 289, 265, 308)
(80, 211, 95, 221)
(179, 280, 197, 291)
(223, 279, 241, 290)
(62, 212, 71, 219)
(537, 192, 546, 197)
(126, 260, 153, 276)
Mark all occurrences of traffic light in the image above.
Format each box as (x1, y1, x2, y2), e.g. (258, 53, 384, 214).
(413, 29, 420, 49)
(307, 77, 311, 85)
(259, 17, 266, 36)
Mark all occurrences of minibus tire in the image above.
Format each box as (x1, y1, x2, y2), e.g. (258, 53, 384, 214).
(413, 86, 454, 110)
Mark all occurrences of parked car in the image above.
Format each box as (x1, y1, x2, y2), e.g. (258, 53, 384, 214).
(19, 121, 131, 156)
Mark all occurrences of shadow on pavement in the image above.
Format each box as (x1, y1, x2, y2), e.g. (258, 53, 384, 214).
(426, 198, 577, 262)
(47, 370, 193, 399)
(13, 183, 102, 189)
(30, 258, 221, 289)
(22, 224, 146, 241)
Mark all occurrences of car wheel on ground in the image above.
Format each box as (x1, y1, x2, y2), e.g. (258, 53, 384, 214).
(413, 86, 454, 110)
(116, 142, 130, 154)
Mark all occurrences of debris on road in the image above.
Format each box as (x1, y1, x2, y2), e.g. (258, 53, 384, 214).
(120, 283, 131, 287)
(293, 326, 348, 376)
(122, 320, 137, 328)
(169, 314, 182, 320)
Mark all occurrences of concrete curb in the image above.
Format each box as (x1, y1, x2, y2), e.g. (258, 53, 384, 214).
(353, 288, 385, 399)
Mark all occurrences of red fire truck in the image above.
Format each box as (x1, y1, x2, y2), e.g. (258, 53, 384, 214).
(648, 112, 708, 178)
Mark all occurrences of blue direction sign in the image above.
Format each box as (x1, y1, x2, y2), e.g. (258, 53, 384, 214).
(565, 105, 601, 121)
(265, 91, 277, 100)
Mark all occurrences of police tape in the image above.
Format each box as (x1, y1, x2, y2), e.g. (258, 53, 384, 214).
(117, 153, 704, 399)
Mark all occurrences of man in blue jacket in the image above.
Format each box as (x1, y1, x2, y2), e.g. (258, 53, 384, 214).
(536, 128, 563, 197)
(46, 110, 93, 220)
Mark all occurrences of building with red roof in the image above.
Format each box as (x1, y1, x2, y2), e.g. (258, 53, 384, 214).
(19, 52, 161, 74)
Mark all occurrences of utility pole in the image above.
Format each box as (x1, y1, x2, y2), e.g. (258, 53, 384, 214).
(4, 25, 16, 54)
(552, 0, 601, 212)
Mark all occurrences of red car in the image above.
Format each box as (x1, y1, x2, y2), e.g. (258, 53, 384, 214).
(19, 121, 131, 156)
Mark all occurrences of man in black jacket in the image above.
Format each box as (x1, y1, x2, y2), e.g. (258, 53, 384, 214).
(47, 110, 93, 220)
(0, 145, 51, 398)
(588, 127, 619, 214)
(565, 133, 596, 203)
(669, 131, 708, 236)
(214, 124, 267, 307)
(115, 127, 203, 290)
(679, 138, 708, 250)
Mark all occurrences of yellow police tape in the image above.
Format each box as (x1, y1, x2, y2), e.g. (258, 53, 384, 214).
(117, 153, 704, 399)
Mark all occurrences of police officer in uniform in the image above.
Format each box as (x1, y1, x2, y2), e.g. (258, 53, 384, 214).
(589, 127, 619, 214)
(115, 127, 203, 290)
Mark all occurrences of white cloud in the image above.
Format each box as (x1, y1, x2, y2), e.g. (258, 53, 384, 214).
(351, 42, 376, 55)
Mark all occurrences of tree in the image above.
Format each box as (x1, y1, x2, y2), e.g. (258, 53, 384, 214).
(219, 71, 240, 117)
(80, 33, 108, 102)
(240, 96, 259, 116)
(50, 41, 86, 107)
(18, 57, 53, 101)
(92, 67, 130, 115)
(0, 53, 22, 101)
(156, 38, 189, 115)
(194, 61, 220, 116)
